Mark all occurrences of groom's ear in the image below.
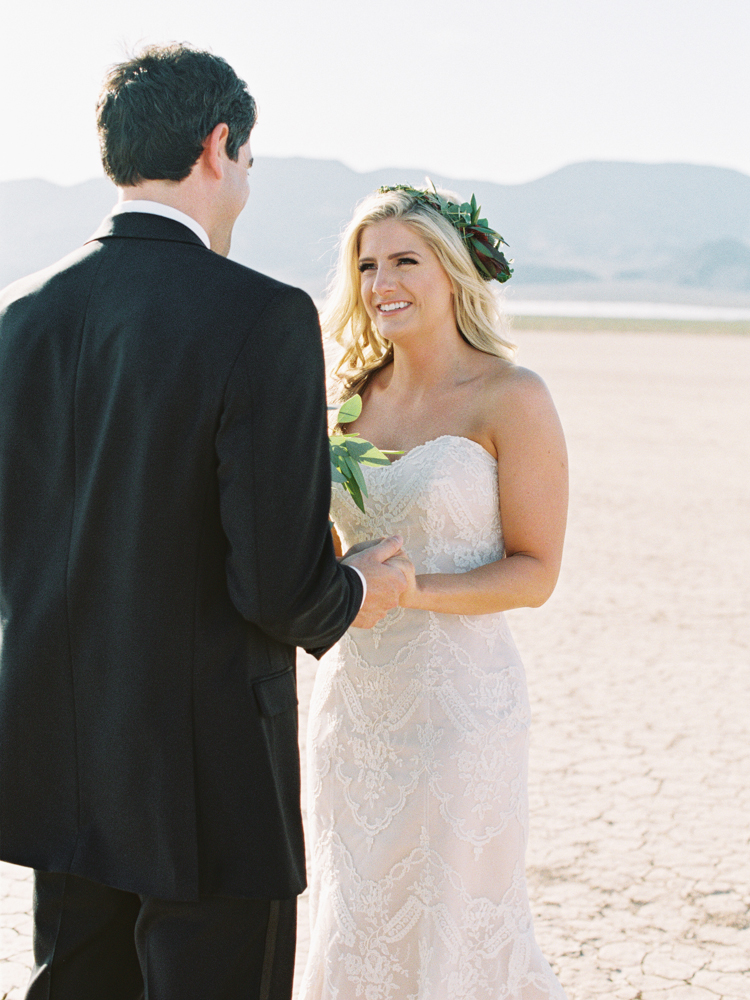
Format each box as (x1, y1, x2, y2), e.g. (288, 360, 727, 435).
(199, 122, 230, 180)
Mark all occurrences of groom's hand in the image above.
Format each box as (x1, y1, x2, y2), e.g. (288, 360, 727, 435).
(342, 535, 411, 628)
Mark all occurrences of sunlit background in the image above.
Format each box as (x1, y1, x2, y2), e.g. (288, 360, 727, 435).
(2, 0, 749, 187)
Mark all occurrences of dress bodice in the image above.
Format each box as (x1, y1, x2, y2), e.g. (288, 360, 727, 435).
(331, 434, 504, 575)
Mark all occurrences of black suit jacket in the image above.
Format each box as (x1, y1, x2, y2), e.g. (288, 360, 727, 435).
(0, 212, 361, 901)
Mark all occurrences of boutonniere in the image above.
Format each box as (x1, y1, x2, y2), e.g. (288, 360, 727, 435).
(328, 395, 397, 512)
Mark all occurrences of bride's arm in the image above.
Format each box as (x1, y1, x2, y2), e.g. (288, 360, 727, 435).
(395, 369, 568, 615)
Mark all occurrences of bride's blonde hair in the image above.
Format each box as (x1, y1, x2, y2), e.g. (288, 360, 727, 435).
(324, 187, 516, 400)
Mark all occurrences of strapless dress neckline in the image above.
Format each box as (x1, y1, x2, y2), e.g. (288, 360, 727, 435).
(373, 433, 497, 469)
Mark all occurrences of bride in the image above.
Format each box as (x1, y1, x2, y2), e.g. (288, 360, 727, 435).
(301, 185, 569, 999)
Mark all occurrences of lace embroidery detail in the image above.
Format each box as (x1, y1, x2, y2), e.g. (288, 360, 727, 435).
(303, 436, 567, 999)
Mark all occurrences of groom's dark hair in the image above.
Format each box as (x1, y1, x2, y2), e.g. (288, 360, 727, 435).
(96, 44, 257, 186)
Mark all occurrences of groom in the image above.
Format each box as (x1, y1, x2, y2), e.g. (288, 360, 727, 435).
(0, 45, 407, 1000)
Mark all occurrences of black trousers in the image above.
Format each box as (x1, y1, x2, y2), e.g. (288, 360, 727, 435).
(26, 870, 297, 1000)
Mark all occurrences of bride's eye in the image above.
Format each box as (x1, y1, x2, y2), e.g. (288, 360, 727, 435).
(358, 261, 375, 272)
(398, 257, 418, 266)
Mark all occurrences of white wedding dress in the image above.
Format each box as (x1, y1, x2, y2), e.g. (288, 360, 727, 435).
(301, 435, 567, 1000)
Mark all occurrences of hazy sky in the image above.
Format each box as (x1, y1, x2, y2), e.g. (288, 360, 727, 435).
(2, 0, 749, 187)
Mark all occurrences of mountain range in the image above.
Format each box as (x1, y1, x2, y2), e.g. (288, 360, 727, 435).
(2, 159, 750, 305)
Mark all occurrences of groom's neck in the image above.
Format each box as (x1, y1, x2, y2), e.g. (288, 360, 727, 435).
(118, 178, 206, 228)
(117, 176, 233, 257)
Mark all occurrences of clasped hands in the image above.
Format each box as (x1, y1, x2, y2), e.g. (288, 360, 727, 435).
(340, 536, 417, 628)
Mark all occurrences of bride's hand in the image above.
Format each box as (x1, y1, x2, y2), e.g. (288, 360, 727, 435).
(385, 552, 420, 609)
(340, 538, 421, 615)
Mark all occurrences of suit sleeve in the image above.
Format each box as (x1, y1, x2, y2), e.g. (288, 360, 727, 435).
(215, 285, 362, 655)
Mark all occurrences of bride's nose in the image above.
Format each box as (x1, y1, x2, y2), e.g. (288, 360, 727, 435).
(372, 264, 396, 295)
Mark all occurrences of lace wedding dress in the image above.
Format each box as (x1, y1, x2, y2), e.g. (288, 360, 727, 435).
(301, 435, 567, 1000)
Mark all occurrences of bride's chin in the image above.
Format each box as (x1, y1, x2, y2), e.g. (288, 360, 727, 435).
(375, 320, 411, 341)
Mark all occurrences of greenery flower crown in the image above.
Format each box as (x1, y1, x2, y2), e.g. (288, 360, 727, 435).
(377, 183, 513, 283)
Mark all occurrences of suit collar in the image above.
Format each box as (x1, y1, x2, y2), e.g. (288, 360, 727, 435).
(86, 212, 210, 249)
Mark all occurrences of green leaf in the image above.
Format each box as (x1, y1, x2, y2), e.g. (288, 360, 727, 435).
(358, 442, 391, 464)
(344, 476, 365, 512)
(341, 436, 372, 458)
(336, 395, 362, 424)
(348, 435, 394, 465)
(342, 454, 369, 499)
(330, 465, 346, 483)
(359, 449, 391, 467)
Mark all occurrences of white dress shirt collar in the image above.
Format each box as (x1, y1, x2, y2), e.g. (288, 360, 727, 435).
(111, 201, 211, 249)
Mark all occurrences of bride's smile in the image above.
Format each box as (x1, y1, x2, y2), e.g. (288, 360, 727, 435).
(358, 218, 455, 342)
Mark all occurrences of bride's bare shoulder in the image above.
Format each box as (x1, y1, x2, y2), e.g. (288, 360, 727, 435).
(481, 357, 553, 405)
(477, 358, 562, 444)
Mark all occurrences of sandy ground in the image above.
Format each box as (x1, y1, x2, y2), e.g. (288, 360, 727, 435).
(2, 330, 749, 999)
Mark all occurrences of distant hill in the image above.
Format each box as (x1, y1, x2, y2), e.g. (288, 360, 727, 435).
(2, 159, 750, 304)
